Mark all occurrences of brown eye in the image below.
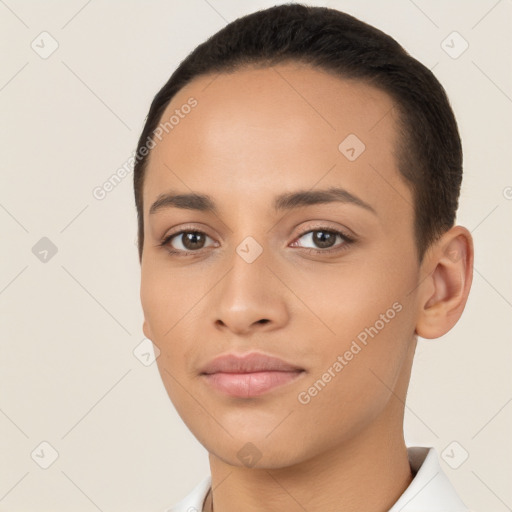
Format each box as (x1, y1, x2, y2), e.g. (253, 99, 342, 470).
(177, 232, 207, 250)
(293, 228, 353, 252)
(310, 230, 338, 249)
(160, 230, 216, 255)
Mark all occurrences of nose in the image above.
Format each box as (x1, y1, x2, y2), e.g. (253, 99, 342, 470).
(211, 245, 289, 336)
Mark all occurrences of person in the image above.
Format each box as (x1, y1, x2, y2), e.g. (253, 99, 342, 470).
(133, 4, 474, 511)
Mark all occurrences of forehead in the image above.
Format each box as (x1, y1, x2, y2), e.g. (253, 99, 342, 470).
(143, 62, 411, 223)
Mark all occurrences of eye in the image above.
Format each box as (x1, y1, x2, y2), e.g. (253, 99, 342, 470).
(157, 226, 355, 258)
(159, 230, 217, 255)
(290, 227, 355, 254)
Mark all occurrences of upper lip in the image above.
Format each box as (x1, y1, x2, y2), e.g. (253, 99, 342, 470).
(199, 352, 304, 374)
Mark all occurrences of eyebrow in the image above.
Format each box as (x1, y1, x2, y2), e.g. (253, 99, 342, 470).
(149, 186, 377, 215)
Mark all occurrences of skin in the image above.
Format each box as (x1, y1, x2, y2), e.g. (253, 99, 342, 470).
(139, 62, 473, 512)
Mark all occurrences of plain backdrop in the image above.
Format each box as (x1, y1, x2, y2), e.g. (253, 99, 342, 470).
(1, 1, 511, 511)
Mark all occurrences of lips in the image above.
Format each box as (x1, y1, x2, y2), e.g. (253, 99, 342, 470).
(199, 351, 304, 375)
(199, 352, 305, 398)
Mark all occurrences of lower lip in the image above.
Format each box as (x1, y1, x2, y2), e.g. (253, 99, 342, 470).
(202, 370, 305, 398)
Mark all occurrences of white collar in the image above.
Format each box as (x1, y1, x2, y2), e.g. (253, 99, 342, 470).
(166, 446, 470, 512)
(389, 446, 469, 511)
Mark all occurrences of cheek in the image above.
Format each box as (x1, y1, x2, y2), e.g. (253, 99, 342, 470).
(313, 271, 408, 344)
(307, 260, 417, 404)
(141, 263, 202, 376)
(338, 247, 416, 327)
(140, 260, 193, 335)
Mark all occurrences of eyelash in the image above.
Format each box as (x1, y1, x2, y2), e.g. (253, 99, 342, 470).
(157, 226, 356, 257)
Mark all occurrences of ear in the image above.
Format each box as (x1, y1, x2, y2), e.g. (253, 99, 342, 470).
(143, 318, 153, 341)
(415, 226, 474, 339)
(140, 281, 153, 341)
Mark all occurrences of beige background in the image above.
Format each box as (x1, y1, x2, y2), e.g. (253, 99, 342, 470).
(1, 0, 511, 511)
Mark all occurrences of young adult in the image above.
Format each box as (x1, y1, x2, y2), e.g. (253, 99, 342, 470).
(133, 5, 474, 511)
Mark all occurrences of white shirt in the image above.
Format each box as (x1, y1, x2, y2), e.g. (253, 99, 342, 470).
(165, 446, 471, 512)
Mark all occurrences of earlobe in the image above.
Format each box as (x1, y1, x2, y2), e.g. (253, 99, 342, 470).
(415, 226, 474, 339)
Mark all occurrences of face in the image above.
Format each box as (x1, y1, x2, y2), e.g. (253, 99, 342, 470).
(140, 62, 422, 468)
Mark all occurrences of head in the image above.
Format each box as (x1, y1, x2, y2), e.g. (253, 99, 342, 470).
(134, 4, 473, 469)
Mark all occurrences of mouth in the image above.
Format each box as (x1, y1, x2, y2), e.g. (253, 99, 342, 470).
(201, 369, 306, 398)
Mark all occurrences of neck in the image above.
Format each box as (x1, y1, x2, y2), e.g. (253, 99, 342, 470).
(206, 400, 413, 512)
